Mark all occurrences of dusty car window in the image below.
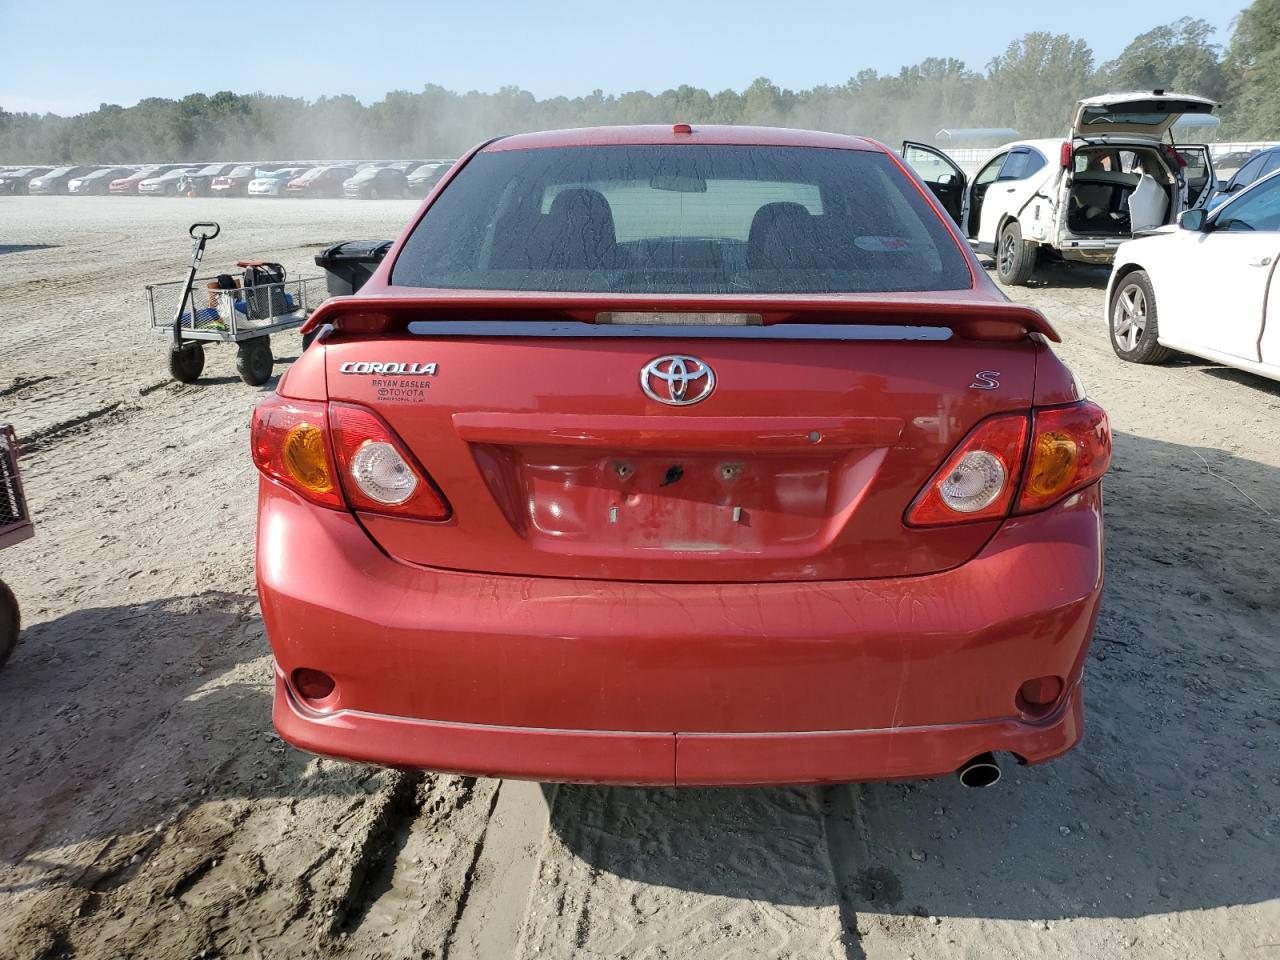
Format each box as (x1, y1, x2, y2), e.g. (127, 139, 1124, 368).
(391, 145, 971, 294)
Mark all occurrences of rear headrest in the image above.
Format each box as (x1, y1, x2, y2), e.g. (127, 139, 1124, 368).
(545, 188, 618, 268)
(747, 201, 816, 269)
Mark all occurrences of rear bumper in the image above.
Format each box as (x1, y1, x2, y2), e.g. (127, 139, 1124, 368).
(274, 671, 1084, 786)
(1060, 238, 1125, 264)
(258, 482, 1103, 785)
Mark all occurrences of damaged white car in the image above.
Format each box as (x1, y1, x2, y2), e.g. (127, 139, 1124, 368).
(901, 91, 1218, 285)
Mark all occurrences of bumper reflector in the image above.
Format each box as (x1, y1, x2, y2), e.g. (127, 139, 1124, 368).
(292, 668, 336, 703)
(1018, 676, 1065, 717)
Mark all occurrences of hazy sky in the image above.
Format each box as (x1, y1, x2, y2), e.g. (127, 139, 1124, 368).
(0, 0, 1245, 116)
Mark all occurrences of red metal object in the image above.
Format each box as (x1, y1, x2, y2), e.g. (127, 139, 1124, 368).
(258, 125, 1106, 785)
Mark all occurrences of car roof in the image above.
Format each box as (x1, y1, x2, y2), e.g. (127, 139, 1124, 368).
(486, 124, 883, 153)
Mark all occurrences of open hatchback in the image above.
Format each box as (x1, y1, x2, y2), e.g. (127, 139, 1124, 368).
(900, 92, 1220, 285)
(1071, 90, 1217, 141)
(255, 125, 1109, 786)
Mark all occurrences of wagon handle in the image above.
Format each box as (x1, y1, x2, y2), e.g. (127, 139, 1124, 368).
(189, 222, 220, 240)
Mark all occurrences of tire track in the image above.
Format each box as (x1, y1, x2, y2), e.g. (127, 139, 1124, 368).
(446, 779, 556, 960)
(332, 775, 505, 958)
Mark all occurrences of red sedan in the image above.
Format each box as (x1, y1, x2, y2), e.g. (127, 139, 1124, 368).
(254, 125, 1108, 787)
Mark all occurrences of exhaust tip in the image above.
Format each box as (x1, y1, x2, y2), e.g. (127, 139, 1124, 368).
(958, 752, 1001, 789)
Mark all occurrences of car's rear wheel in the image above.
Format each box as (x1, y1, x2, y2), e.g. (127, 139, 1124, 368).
(1110, 270, 1172, 363)
(995, 221, 1036, 286)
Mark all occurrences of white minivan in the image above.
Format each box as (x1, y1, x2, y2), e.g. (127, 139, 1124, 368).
(900, 91, 1218, 285)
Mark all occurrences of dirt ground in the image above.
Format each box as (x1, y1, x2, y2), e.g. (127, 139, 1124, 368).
(1, 196, 1277, 960)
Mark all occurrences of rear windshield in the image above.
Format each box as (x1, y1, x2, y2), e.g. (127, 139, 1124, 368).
(1079, 108, 1172, 128)
(391, 145, 971, 294)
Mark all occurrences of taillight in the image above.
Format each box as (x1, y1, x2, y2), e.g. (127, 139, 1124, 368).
(1015, 401, 1110, 514)
(906, 414, 1029, 526)
(252, 396, 450, 520)
(329, 403, 450, 520)
(251, 396, 342, 508)
(907, 400, 1110, 527)
(1060, 141, 1073, 168)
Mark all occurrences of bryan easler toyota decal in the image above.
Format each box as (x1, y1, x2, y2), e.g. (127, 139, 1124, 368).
(339, 361, 438, 403)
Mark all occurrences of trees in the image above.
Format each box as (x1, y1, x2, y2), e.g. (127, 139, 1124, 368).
(1101, 18, 1226, 103)
(978, 32, 1095, 138)
(1225, 0, 1280, 138)
(1, 4, 1276, 164)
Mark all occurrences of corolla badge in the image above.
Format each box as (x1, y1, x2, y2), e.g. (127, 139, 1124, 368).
(339, 361, 437, 375)
(640, 355, 715, 406)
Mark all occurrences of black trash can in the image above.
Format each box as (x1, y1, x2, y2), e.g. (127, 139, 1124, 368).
(314, 240, 394, 296)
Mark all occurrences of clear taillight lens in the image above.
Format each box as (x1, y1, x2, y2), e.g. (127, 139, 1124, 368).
(938, 450, 1007, 513)
(349, 441, 418, 505)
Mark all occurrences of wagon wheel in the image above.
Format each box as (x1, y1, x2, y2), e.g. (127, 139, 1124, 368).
(237, 338, 274, 386)
(169, 342, 205, 383)
(0, 579, 19, 671)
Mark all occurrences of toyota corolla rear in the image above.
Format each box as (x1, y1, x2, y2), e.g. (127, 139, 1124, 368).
(254, 126, 1108, 786)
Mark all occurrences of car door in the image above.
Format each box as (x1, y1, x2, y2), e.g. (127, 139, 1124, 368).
(1173, 173, 1280, 362)
(1176, 145, 1215, 208)
(900, 142, 968, 229)
(988, 147, 1050, 242)
(1261, 256, 1280, 368)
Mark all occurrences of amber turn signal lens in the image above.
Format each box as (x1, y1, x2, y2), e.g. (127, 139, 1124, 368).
(1014, 401, 1110, 514)
(283, 423, 332, 493)
(1024, 430, 1078, 498)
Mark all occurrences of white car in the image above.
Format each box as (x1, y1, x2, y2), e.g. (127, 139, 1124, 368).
(1106, 168, 1280, 382)
(248, 168, 308, 197)
(901, 91, 1218, 286)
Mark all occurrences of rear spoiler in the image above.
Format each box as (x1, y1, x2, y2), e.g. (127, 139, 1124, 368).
(300, 294, 1059, 342)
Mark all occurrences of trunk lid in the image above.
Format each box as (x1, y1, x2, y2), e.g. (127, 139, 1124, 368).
(1071, 91, 1217, 141)
(323, 313, 1038, 583)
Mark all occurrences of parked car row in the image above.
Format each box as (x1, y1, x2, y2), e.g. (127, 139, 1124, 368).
(0, 159, 455, 199)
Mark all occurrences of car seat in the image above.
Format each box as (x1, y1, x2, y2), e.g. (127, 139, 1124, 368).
(1126, 174, 1169, 232)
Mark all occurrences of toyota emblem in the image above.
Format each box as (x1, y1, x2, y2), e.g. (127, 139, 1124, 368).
(640, 355, 715, 406)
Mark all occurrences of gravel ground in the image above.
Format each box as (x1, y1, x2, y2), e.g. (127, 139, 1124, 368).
(0, 196, 1277, 960)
